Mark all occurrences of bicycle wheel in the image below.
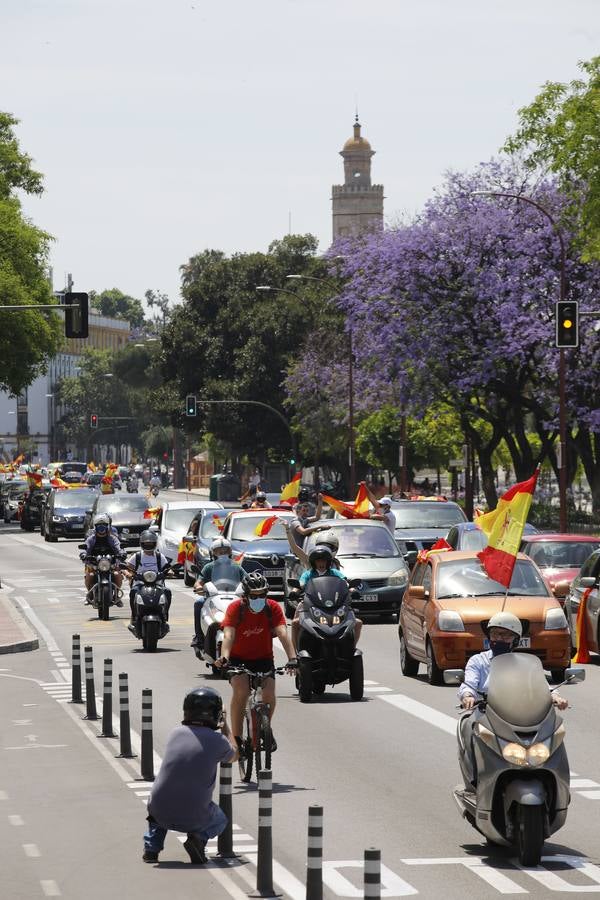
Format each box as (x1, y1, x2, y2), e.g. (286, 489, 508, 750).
(238, 709, 253, 783)
(260, 713, 273, 771)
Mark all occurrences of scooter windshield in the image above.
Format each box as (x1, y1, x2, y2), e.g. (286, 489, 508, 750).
(304, 575, 349, 611)
(211, 557, 241, 592)
(486, 653, 551, 727)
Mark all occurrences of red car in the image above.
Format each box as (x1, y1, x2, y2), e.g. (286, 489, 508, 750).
(520, 533, 600, 601)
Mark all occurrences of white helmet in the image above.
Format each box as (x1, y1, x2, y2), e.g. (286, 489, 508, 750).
(315, 528, 339, 554)
(487, 612, 522, 640)
(210, 537, 232, 558)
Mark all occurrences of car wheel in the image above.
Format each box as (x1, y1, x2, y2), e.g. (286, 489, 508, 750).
(45, 530, 58, 543)
(399, 627, 419, 677)
(426, 639, 444, 686)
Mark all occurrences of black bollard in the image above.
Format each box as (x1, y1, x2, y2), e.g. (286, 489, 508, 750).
(70, 633, 83, 703)
(116, 673, 136, 759)
(99, 658, 116, 738)
(306, 805, 323, 900)
(216, 762, 237, 858)
(364, 848, 381, 899)
(249, 769, 281, 898)
(140, 689, 154, 781)
(83, 645, 97, 720)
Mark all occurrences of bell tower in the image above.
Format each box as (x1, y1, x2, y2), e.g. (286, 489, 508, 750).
(332, 116, 384, 241)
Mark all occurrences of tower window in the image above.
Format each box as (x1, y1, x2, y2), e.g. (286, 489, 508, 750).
(353, 171, 361, 178)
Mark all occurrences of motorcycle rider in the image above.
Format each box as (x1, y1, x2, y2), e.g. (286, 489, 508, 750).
(250, 490, 271, 509)
(149, 470, 161, 496)
(126, 529, 172, 631)
(291, 545, 362, 650)
(214, 572, 297, 751)
(190, 537, 243, 649)
(80, 513, 125, 605)
(143, 687, 238, 864)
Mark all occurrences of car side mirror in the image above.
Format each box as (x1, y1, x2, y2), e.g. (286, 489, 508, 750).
(409, 585, 426, 601)
(78, 543, 87, 550)
(443, 669, 464, 685)
(580, 576, 596, 588)
(564, 667, 585, 683)
(149, 525, 159, 533)
(189, 563, 199, 575)
(404, 550, 418, 569)
(287, 578, 300, 589)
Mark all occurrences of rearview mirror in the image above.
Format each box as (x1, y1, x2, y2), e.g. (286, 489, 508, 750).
(443, 669, 464, 685)
(78, 543, 87, 550)
(409, 585, 427, 601)
(189, 563, 199, 575)
(149, 525, 159, 533)
(580, 576, 596, 588)
(287, 578, 300, 589)
(564, 667, 586, 683)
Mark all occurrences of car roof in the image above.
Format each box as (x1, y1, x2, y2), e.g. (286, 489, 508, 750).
(321, 518, 390, 529)
(161, 500, 212, 511)
(521, 533, 600, 542)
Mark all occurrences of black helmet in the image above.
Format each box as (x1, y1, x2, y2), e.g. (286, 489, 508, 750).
(140, 529, 158, 551)
(183, 687, 223, 728)
(298, 487, 311, 503)
(241, 571, 269, 596)
(308, 545, 333, 568)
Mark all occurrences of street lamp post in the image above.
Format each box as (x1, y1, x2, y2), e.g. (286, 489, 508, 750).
(473, 191, 569, 531)
(45, 393, 55, 461)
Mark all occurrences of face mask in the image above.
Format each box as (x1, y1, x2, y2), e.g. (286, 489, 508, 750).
(249, 597, 267, 613)
(489, 639, 513, 656)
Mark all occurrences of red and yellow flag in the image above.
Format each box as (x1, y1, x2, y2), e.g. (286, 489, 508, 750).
(254, 514, 278, 537)
(279, 472, 301, 504)
(322, 484, 372, 520)
(416, 537, 453, 564)
(13, 453, 24, 465)
(572, 587, 592, 664)
(475, 469, 539, 588)
(50, 476, 69, 489)
(88, 461, 97, 472)
(177, 538, 196, 565)
(211, 513, 225, 533)
(26, 472, 43, 490)
(143, 506, 161, 520)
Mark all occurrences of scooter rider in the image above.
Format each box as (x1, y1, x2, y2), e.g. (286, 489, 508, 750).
(126, 530, 171, 630)
(80, 513, 125, 604)
(190, 538, 243, 649)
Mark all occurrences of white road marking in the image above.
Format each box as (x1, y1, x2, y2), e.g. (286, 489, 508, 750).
(48, 599, 60, 604)
(380, 693, 457, 735)
(8, 814, 24, 826)
(40, 881, 61, 897)
(134, 791, 151, 797)
(322, 860, 418, 897)
(23, 843, 41, 857)
(571, 779, 600, 789)
(578, 790, 600, 800)
(515, 853, 600, 889)
(364, 686, 393, 693)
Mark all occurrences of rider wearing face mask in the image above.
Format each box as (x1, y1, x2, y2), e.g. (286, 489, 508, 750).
(214, 572, 297, 751)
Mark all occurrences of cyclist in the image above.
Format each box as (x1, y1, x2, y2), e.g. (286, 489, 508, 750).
(191, 537, 243, 649)
(214, 572, 297, 751)
(80, 513, 125, 604)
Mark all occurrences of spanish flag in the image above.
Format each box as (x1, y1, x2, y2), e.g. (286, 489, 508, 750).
(475, 469, 539, 588)
(13, 453, 24, 465)
(144, 506, 161, 520)
(254, 515, 278, 537)
(322, 484, 372, 520)
(280, 472, 302, 504)
(212, 513, 225, 532)
(26, 472, 43, 490)
(416, 537, 452, 564)
(88, 461, 97, 472)
(572, 586, 592, 664)
(50, 476, 69, 489)
(177, 538, 196, 565)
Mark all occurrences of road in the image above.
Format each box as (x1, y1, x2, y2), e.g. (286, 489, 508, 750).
(2, 501, 600, 899)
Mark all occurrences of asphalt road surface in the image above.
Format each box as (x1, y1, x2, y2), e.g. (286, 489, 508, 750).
(2, 516, 600, 899)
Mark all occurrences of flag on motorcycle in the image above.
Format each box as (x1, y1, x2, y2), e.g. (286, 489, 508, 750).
(475, 468, 539, 589)
(143, 506, 161, 520)
(322, 484, 372, 520)
(177, 538, 195, 565)
(572, 586, 592, 664)
(254, 514, 278, 536)
(279, 472, 302, 504)
(26, 471, 43, 490)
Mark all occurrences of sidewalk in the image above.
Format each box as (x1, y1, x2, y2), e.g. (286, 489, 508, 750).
(0, 587, 39, 654)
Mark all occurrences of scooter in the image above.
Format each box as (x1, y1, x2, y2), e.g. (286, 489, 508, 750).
(291, 575, 364, 702)
(128, 564, 171, 652)
(126, 476, 138, 493)
(79, 547, 122, 621)
(193, 557, 242, 676)
(445, 653, 584, 866)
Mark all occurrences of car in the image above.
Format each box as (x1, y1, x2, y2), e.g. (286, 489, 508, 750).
(390, 498, 467, 568)
(221, 509, 295, 597)
(43, 487, 98, 541)
(446, 520, 539, 551)
(0, 479, 28, 522)
(398, 550, 571, 685)
(86, 493, 151, 546)
(520, 533, 600, 602)
(182, 504, 228, 586)
(565, 549, 600, 656)
(151, 501, 219, 571)
(48, 461, 88, 479)
(20, 483, 52, 531)
(82, 472, 105, 487)
(286, 518, 410, 620)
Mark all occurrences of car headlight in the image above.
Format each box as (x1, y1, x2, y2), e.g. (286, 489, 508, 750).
(437, 610, 465, 632)
(52, 515, 65, 522)
(388, 569, 409, 587)
(545, 608, 568, 630)
(197, 545, 210, 558)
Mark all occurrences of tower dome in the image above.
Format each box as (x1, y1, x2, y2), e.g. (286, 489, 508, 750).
(342, 117, 373, 153)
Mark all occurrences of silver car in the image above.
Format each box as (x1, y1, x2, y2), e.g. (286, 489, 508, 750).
(564, 547, 600, 655)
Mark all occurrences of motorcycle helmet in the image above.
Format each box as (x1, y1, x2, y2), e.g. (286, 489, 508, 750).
(140, 529, 158, 551)
(241, 571, 269, 597)
(93, 513, 111, 537)
(486, 611, 523, 646)
(298, 487, 312, 503)
(182, 687, 223, 729)
(314, 529, 339, 555)
(255, 491, 267, 503)
(308, 545, 334, 568)
(210, 537, 232, 559)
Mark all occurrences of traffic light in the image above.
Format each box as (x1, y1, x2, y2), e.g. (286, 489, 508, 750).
(556, 300, 579, 348)
(64, 292, 89, 339)
(90, 414, 98, 429)
(185, 395, 197, 416)
(289, 456, 296, 466)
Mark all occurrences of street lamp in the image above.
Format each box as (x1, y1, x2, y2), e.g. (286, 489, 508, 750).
(256, 285, 300, 300)
(472, 190, 568, 530)
(45, 393, 55, 461)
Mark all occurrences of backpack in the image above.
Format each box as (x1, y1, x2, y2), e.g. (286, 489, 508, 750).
(134, 550, 162, 572)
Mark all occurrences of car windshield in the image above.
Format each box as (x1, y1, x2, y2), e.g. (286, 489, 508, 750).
(6, 482, 27, 496)
(437, 558, 551, 599)
(200, 511, 228, 538)
(54, 489, 95, 508)
(526, 540, 600, 569)
(164, 507, 203, 533)
(309, 524, 401, 558)
(59, 462, 87, 475)
(97, 495, 149, 513)
(393, 503, 466, 529)
(230, 513, 292, 541)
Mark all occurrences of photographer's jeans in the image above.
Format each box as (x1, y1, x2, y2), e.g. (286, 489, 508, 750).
(144, 801, 227, 853)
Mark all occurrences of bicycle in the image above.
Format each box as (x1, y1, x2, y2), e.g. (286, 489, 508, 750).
(226, 665, 290, 783)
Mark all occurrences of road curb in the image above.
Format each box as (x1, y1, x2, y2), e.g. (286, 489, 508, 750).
(0, 585, 40, 654)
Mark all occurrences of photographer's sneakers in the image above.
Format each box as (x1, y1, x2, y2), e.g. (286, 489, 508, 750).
(183, 834, 207, 865)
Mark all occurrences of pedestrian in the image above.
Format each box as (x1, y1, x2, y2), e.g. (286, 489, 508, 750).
(143, 687, 238, 864)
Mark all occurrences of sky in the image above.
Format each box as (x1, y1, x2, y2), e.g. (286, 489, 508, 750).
(2, 0, 599, 307)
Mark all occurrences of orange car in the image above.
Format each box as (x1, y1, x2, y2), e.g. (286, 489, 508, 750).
(398, 550, 571, 686)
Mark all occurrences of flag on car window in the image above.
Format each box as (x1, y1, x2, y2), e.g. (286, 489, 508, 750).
(177, 538, 195, 565)
(279, 472, 302, 504)
(475, 468, 539, 588)
(254, 515, 278, 536)
(212, 514, 225, 532)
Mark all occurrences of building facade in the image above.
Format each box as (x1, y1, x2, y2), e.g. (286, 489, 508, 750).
(331, 116, 384, 241)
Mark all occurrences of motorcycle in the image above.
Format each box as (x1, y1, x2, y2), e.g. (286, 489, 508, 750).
(290, 575, 364, 702)
(79, 546, 122, 621)
(126, 476, 138, 493)
(193, 557, 242, 676)
(445, 653, 584, 866)
(128, 564, 171, 652)
(150, 485, 160, 498)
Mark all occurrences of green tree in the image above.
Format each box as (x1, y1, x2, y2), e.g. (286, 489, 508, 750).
(90, 288, 145, 328)
(0, 111, 61, 393)
(504, 56, 600, 260)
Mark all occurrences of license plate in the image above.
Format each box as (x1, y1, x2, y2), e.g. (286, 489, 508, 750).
(361, 593, 379, 603)
(484, 637, 531, 649)
(267, 569, 285, 578)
